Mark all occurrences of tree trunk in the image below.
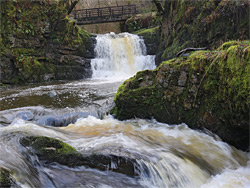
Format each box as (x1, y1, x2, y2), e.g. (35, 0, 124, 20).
(67, 0, 79, 15)
(152, 0, 164, 13)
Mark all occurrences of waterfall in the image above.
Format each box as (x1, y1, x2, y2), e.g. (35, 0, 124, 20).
(91, 32, 156, 80)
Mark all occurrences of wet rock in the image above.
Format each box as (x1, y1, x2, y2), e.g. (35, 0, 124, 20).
(49, 91, 57, 98)
(0, 168, 14, 188)
(37, 116, 64, 127)
(133, 26, 161, 55)
(16, 111, 33, 121)
(36, 112, 99, 127)
(111, 41, 250, 151)
(20, 136, 139, 177)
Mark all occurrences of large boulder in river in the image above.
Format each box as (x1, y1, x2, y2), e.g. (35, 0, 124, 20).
(20, 136, 138, 177)
(111, 41, 250, 151)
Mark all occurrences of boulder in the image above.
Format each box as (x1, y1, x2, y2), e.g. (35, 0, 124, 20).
(111, 41, 250, 151)
(20, 136, 139, 177)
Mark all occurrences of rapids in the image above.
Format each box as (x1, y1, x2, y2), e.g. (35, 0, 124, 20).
(0, 33, 249, 188)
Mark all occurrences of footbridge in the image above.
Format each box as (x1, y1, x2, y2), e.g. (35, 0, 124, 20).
(72, 5, 137, 25)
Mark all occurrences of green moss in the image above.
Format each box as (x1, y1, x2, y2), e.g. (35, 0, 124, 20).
(160, 0, 249, 60)
(21, 136, 78, 155)
(111, 41, 250, 150)
(125, 12, 161, 33)
(133, 26, 160, 36)
(1, 0, 93, 84)
(219, 41, 240, 50)
(0, 168, 12, 188)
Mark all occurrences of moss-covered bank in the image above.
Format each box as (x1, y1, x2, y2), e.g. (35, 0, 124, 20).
(160, 0, 250, 61)
(111, 41, 250, 151)
(126, 0, 249, 64)
(0, 0, 95, 85)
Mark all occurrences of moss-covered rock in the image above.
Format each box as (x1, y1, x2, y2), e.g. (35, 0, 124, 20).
(133, 26, 161, 58)
(20, 136, 139, 177)
(0, 0, 95, 85)
(0, 168, 14, 188)
(124, 12, 161, 33)
(159, 0, 249, 61)
(111, 41, 250, 151)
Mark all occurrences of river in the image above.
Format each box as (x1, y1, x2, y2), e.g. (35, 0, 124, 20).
(0, 33, 249, 188)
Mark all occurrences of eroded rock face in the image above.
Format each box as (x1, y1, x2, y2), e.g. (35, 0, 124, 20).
(20, 136, 139, 177)
(111, 41, 250, 151)
(0, 1, 96, 84)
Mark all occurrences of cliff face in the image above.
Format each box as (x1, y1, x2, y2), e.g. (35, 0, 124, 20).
(111, 41, 250, 151)
(0, 0, 95, 84)
(160, 0, 249, 61)
(129, 0, 249, 63)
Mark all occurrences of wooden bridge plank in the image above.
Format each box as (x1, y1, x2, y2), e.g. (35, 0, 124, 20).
(72, 5, 137, 25)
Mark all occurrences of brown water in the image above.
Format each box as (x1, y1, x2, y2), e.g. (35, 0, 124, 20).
(0, 33, 249, 187)
(0, 79, 249, 188)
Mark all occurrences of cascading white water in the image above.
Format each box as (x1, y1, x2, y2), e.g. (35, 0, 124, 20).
(1, 33, 250, 188)
(91, 32, 156, 80)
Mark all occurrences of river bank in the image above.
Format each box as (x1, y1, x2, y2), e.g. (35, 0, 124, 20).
(1, 0, 250, 187)
(0, 0, 95, 85)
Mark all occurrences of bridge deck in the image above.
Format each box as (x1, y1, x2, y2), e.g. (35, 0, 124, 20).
(72, 5, 137, 25)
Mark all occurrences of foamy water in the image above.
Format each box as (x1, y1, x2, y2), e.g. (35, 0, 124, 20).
(1, 116, 249, 187)
(91, 32, 155, 80)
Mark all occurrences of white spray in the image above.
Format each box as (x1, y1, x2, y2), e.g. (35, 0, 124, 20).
(91, 32, 156, 80)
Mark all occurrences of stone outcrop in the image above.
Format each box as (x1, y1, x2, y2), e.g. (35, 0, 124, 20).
(111, 41, 250, 151)
(20, 136, 139, 177)
(160, 0, 249, 61)
(0, 0, 95, 84)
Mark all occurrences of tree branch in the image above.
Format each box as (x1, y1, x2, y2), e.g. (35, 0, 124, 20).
(176, 47, 207, 57)
(67, 0, 79, 15)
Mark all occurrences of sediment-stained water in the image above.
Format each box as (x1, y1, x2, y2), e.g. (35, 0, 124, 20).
(0, 33, 249, 187)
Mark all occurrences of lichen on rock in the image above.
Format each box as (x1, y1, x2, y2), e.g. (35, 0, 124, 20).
(111, 41, 250, 151)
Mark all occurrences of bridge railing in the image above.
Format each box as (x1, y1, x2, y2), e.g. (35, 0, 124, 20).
(72, 5, 137, 24)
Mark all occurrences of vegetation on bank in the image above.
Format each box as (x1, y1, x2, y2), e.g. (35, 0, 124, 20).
(0, 0, 93, 84)
(160, 0, 249, 61)
(128, 0, 249, 63)
(111, 41, 250, 151)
